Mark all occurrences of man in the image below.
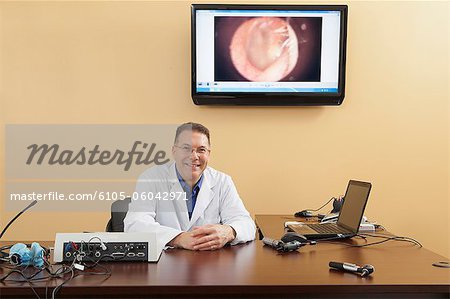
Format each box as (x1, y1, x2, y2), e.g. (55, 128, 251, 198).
(124, 122, 255, 250)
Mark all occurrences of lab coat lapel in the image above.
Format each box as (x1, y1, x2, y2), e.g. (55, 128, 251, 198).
(168, 163, 190, 231)
(188, 171, 214, 230)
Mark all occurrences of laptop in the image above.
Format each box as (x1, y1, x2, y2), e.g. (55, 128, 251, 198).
(289, 180, 372, 240)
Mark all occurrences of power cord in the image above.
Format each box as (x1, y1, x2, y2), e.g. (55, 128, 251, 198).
(0, 267, 42, 298)
(315, 233, 422, 248)
(0, 236, 115, 299)
(309, 196, 338, 212)
(358, 233, 422, 247)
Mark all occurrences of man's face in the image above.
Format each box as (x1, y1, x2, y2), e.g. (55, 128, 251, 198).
(172, 130, 210, 185)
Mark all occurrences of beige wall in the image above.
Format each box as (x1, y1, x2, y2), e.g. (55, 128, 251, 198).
(0, 1, 448, 257)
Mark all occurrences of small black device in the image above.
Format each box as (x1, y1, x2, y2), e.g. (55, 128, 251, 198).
(294, 210, 314, 218)
(262, 232, 312, 252)
(280, 232, 309, 244)
(329, 261, 375, 277)
(262, 237, 305, 252)
(331, 197, 344, 213)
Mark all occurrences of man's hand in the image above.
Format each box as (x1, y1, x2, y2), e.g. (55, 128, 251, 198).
(168, 231, 205, 250)
(191, 224, 236, 251)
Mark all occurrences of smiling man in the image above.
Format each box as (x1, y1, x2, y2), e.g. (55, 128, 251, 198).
(124, 122, 256, 250)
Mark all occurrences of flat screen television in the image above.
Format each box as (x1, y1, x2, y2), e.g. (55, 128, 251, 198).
(191, 4, 348, 106)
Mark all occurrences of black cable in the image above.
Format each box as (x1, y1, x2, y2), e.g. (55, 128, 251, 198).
(49, 253, 79, 299)
(310, 234, 362, 243)
(44, 264, 74, 299)
(1, 238, 112, 299)
(82, 248, 129, 269)
(48, 249, 115, 299)
(77, 262, 112, 277)
(0, 268, 41, 299)
(359, 233, 423, 247)
(318, 233, 422, 248)
(0, 255, 75, 299)
(82, 255, 113, 273)
(0, 268, 45, 282)
(310, 197, 338, 212)
(51, 265, 74, 299)
(27, 275, 42, 299)
(45, 264, 73, 278)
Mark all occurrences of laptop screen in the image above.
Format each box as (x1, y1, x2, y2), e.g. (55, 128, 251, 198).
(337, 180, 372, 233)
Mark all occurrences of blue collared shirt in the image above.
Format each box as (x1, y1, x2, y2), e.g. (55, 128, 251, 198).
(175, 167, 204, 220)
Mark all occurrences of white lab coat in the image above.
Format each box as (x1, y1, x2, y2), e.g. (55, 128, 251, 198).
(124, 162, 256, 247)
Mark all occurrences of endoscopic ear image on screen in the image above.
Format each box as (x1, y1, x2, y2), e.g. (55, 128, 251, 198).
(214, 17, 322, 82)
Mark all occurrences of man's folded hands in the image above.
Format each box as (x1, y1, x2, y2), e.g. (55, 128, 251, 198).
(169, 224, 236, 251)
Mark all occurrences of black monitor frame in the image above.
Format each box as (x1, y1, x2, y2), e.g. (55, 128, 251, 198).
(191, 4, 348, 106)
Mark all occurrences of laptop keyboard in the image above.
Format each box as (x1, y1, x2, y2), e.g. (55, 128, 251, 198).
(308, 223, 344, 234)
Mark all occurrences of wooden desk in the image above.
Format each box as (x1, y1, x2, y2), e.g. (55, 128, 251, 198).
(0, 215, 449, 298)
(255, 214, 450, 297)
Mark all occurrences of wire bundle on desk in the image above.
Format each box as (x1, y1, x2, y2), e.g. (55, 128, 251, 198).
(314, 229, 423, 248)
(0, 236, 121, 299)
(355, 232, 423, 248)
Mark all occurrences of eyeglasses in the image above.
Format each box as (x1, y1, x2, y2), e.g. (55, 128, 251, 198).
(174, 145, 210, 156)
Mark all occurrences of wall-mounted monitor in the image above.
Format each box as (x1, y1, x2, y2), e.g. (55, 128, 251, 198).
(191, 4, 348, 106)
